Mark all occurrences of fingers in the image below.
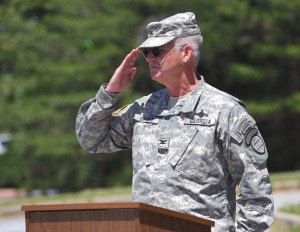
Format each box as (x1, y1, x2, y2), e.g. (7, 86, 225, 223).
(117, 49, 140, 80)
(129, 67, 137, 81)
(124, 49, 139, 82)
(106, 49, 140, 93)
(122, 49, 140, 70)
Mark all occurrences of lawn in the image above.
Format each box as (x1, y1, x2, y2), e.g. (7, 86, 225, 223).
(270, 170, 300, 191)
(281, 203, 300, 216)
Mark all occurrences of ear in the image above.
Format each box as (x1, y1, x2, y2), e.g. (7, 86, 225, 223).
(182, 45, 193, 63)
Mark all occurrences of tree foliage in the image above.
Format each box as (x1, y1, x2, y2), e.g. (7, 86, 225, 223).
(0, 0, 299, 192)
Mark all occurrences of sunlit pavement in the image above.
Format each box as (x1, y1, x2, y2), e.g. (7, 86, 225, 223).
(0, 215, 25, 232)
(273, 190, 300, 211)
(271, 190, 300, 228)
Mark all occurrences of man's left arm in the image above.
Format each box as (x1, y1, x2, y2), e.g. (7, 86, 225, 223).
(226, 104, 274, 232)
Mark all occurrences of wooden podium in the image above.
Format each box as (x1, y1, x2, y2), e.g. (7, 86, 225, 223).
(21, 202, 215, 232)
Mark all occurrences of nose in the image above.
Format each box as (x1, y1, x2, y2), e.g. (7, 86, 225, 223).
(145, 51, 156, 62)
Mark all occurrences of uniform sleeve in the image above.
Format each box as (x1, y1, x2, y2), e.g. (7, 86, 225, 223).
(225, 104, 274, 232)
(75, 84, 134, 153)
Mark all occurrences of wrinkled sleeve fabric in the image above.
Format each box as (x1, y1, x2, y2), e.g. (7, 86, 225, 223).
(224, 103, 274, 232)
(75, 84, 133, 153)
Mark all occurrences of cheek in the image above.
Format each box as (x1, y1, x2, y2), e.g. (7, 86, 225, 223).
(161, 58, 182, 73)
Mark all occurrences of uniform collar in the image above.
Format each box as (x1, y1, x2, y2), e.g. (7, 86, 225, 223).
(157, 76, 206, 116)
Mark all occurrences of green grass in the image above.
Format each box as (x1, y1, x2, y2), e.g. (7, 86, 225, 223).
(270, 171, 300, 232)
(270, 170, 300, 191)
(290, 224, 300, 232)
(0, 186, 132, 208)
(270, 170, 300, 183)
(268, 220, 300, 232)
(281, 203, 300, 216)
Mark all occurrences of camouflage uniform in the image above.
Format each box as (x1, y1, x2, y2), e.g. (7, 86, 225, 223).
(76, 12, 274, 232)
(76, 77, 274, 232)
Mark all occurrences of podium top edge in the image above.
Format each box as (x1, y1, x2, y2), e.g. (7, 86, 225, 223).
(21, 202, 140, 212)
(21, 202, 215, 226)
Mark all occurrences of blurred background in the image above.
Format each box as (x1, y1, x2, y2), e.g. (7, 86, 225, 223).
(0, 0, 299, 198)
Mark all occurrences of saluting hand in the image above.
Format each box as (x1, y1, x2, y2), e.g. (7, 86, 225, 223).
(106, 48, 140, 93)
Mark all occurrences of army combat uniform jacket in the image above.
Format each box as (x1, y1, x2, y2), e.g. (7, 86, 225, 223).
(76, 78, 274, 232)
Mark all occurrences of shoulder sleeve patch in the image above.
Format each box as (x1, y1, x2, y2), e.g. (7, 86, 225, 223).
(232, 116, 268, 163)
(245, 128, 258, 146)
(245, 127, 266, 154)
(237, 115, 256, 135)
(251, 135, 266, 154)
(230, 115, 256, 143)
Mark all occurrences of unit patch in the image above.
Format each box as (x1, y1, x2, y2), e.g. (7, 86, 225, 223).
(244, 127, 265, 154)
(251, 135, 265, 154)
(232, 115, 267, 162)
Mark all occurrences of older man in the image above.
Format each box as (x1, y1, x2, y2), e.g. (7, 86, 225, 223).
(76, 12, 274, 231)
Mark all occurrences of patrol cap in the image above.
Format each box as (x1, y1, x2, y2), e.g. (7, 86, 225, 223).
(139, 12, 202, 49)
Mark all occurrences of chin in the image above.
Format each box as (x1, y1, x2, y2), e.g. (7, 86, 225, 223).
(150, 72, 160, 80)
(151, 74, 162, 83)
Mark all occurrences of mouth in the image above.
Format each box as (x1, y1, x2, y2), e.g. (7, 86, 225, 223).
(150, 64, 160, 70)
(149, 62, 161, 77)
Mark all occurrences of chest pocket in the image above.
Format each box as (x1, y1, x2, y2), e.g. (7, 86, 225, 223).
(132, 114, 159, 175)
(167, 119, 217, 182)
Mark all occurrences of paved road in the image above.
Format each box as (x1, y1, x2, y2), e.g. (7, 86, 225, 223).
(270, 189, 300, 229)
(0, 216, 25, 232)
(1, 190, 300, 232)
(273, 190, 300, 211)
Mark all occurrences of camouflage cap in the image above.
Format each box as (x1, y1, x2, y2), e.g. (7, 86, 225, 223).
(139, 12, 201, 49)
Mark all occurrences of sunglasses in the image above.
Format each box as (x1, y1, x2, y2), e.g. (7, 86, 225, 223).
(140, 44, 187, 58)
(140, 47, 165, 58)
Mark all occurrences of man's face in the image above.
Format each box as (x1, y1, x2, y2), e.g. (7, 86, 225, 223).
(141, 41, 184, 87)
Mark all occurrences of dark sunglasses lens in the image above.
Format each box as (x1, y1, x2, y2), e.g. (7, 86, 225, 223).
(142, 49, 149, 57)
(141, 48, 161, 58)
(152, 48, 160, 57)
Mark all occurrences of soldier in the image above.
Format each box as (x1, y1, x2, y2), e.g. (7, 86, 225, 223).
(76, 12, 274, 231)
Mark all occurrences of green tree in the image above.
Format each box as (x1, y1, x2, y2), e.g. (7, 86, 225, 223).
(0, 0, 299, 193)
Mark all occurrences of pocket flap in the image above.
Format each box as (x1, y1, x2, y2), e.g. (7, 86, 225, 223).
(133, 157, 154, 174)
(168, 127, 199, 167)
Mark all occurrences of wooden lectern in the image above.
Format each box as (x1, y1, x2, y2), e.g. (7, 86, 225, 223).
(21, 202, 215, 232)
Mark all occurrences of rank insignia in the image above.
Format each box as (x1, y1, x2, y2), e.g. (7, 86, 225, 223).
(158, 137, 170, 154)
